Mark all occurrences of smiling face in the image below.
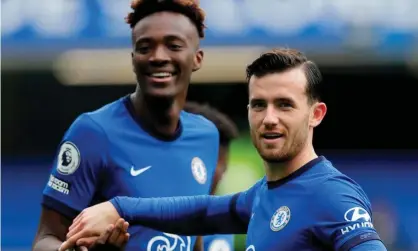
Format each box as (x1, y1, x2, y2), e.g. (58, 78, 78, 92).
(248, 67, 326, 163)
(131, 11, 203, 98)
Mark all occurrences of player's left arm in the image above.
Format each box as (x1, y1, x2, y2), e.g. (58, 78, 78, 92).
(311, 177, 387, 251)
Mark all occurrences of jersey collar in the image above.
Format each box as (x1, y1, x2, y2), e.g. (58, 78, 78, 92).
(123, 95, 183, 141)
(267, 156, 325, 189)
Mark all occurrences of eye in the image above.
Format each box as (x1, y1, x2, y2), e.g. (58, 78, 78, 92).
(168, 44, 182, 51)
(279, 103, 292, 108)
(278, 102, 294, 110)
(250, 102, 266, 110)
(136, 46, 150, 54)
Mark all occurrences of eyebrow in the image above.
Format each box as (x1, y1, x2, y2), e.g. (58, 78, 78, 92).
(135, 34, 187, 44)
(249, 98, 265, 104)
(276, 97, 295, 104)
(249, 97, 295, 103)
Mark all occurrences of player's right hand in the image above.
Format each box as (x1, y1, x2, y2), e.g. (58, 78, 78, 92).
(77, 218, 130, 249)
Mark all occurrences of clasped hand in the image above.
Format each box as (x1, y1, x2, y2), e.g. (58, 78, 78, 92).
(59, 201, 128, 251)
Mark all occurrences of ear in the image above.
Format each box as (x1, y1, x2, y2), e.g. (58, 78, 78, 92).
(310, 102, 327, 128)
(192, 49, 204, 72)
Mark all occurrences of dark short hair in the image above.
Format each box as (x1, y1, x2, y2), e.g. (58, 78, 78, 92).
(125, 0, 206, 38)
(246, 48, 322, 103)
(184, 102, 239, 146)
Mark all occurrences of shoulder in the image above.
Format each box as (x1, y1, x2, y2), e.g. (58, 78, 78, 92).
(58, 113, 108, 168)
(68, 97, 126, 136)
(311, 166, 372, 219)
(316, 171, 370, 205)
(182, 111, 219, 134)
(66, 113, 104, 138)
(83, 97, 127, 128)
(181, 111, 219, 144)
(62, 99, 127, 154)
(239, 177, 266, 202)
(306, 158, 368, 201)
(253, 176, 267, 190)
(249, 177, 267, 195)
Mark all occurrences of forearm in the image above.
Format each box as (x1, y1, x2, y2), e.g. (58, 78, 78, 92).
(110, 194, 248, 235)
(32, 235, 62, 251)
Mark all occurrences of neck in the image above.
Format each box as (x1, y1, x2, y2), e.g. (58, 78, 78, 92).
(264, 142, 317, 182)
(131, 88, 186, 137)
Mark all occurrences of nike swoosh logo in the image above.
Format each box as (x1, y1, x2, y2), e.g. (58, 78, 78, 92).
(130, 165, 152, 176)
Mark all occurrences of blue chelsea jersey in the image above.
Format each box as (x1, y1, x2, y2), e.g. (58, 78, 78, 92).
(42, 96, 219, 251)
(232, 157, 382, 251)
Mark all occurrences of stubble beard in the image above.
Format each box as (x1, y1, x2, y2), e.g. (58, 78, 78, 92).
(251, 125, 309, 164)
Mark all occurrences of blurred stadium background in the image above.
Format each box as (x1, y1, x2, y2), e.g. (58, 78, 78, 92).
(2, 0, 418, 250)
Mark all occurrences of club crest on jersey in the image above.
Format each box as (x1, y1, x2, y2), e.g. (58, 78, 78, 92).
(57, 141, 81, 175)
(191, 157, 207, 184)
(270, 206, 291, 232)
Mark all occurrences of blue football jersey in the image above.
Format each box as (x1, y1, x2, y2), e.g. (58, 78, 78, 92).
(233, 156, 382, 251)
(203, 234, 234, 251)
(42, 96, 219, 251)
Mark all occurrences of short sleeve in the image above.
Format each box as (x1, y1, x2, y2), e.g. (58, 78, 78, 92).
(312, 177, 381, 251)
(204, 234, 234, 251)
(42, 114, 108, 219)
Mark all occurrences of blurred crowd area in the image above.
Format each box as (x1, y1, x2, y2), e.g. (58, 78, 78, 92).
(2, 0, 418, 250)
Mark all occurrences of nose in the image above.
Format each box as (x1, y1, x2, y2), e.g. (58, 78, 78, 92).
(262, 106, 279, 128)
(149, 46, 170, 66)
